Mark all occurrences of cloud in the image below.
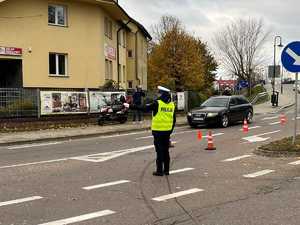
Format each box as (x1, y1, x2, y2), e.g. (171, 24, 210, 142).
(119, 0, 300, 75)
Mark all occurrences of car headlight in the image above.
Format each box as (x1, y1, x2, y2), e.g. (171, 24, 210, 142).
(207, 112, 218, 117)
(187, 112, 192, 116)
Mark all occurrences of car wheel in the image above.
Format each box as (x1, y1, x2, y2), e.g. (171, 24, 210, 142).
(246, 110, 253, 124)
(220, 114, 229, 128)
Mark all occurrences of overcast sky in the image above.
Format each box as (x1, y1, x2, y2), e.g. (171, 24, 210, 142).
(119, 0, 299, 76)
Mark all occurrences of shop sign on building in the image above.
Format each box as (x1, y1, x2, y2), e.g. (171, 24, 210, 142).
(0, 46, 22, 56)
(104, 43, 116, 60)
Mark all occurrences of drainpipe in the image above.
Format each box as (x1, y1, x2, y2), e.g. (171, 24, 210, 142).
(135, 30, 140, 86)
(117, 20, 131, 90)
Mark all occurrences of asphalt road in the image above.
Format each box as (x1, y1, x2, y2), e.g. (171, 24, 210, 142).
(1, 107, 300, 225)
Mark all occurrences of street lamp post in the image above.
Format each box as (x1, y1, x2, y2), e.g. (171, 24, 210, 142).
(272, 35, 283, 106)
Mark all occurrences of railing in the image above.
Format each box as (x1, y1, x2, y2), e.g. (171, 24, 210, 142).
(250, 92, 269, 105)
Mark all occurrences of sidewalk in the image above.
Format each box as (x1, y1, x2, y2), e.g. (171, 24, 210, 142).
(253, 84, 294, 115)
(0, 117, 188, 146)
(0, 85, 295, 146)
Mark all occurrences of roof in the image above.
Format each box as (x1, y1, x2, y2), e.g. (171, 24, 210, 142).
(0, 0, 152, 40)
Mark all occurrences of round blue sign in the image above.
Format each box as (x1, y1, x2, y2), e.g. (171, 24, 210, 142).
(281, 41, 300, 73)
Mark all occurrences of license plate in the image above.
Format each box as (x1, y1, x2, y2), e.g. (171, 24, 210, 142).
(194, 117, 204, 121)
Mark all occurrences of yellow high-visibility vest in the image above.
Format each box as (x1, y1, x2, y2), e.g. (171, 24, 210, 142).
(151, 100, 175, 131)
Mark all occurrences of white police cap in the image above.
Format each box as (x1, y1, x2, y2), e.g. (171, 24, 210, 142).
(158, 86, 171, 93)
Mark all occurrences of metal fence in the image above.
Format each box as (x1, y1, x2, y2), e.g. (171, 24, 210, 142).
(0, 88, 38, 118)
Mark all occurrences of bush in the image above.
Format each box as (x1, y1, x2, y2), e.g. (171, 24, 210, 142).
(0, 100, 37, 117)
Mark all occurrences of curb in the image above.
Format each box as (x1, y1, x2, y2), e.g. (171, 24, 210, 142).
(0, 122, 188, 147)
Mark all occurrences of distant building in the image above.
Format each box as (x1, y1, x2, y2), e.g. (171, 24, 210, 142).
(0, 0, 151, 90)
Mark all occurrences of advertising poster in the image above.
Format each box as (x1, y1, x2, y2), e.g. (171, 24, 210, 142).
(89, 91, 126, 113)
(176, 92, 185, 110)
(40, 91, 88, 115)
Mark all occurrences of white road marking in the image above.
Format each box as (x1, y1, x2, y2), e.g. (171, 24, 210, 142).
(169, 168, 194, 174)
(71, 145, 154, 162)
(243, 136, 270, 143)
(222, 155, 252, 162)
(100, 131, 148, 139)
(261, 116, 279, 121)
(7, 142, 64, 150)
(0, 145, 155, 169)
(152, 188, 204, 202)
(136, 131, 223, 140)
(0, 196, 43, 207)
(0, 159, 68, 169)
(292, 117, 300, 121)
(269, 121, 281, 125)
(38, 210, 115, 225)
(256, 130, 281, 136)
(288, 160, 300, 165)
(243, 169, 274, 178)
(239, 126, 261, 131)
(242, 130, 281, 143)
(83, 180, 130, 190)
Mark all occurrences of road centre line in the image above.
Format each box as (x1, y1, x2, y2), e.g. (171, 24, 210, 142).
(269, 121, 281, 125)
(99, 126, 189, 139)
(261, 116, 279, 121)
(152, 188, 204, 202)
(71, 145, 154, 162)
(7, 142, 65, 150)
(0, 158, 68, 169)
(0, 145, 155, 169)
(83, 180, 130, 190)
(288, 160, 300, 165)
(136, 132, 223, 140)
(222, 155, 252, 162)
(0, 196, 43, 207)
(100, 131, 149, 139)
(169, 168, 194, 174)
(243, 169, 274, 178)
(136, 130, 195, 140)
(239, 126, 261, 131)
(38, 210, 115, 225)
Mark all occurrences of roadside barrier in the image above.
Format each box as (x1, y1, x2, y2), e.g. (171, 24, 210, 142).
(205, 131, 216, 150)
(243, 119, 249, 133)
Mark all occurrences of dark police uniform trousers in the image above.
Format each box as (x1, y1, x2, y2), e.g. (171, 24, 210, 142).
(153, 131, 171, 174)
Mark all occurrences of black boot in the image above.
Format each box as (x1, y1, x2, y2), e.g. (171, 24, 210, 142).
(152, 171, 164, 176)
(153, 160, 163, 176)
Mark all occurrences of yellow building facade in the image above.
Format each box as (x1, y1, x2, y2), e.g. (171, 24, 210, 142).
(0, 0, 151, 90)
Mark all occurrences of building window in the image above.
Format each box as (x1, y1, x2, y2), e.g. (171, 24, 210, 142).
(105, 59, 113, 79)
(128, 81, 133, 89)
(104, 17, 113, 39)
(49, 53, 68, 76)
(128, 50, 133, 58)
(48, 5, 67, 26)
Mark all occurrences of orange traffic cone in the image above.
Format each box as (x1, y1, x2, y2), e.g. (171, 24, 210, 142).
(243, 119, 249, 133)
(205, 131, 216, 150)
(280, 114, 287, 125)
(197, 130, 202, 140)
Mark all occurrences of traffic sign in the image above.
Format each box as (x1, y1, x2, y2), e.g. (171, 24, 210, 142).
(281, 41, 300, 73)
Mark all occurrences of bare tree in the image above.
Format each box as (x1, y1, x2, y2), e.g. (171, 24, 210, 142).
(151, 15, 183, 43)
(214, 18, 270, 95)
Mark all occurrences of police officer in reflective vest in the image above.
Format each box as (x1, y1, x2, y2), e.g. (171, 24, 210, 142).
(146, 86, 176, 176)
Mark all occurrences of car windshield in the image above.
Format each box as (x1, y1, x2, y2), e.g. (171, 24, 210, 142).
(202, 98, 229, 107)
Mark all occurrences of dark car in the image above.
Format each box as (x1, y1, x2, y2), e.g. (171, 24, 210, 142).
(187, 95, 253, 128)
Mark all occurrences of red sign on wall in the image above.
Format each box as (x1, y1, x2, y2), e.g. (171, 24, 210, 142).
(104, 44, 116, 60)
(0, 46, 22, 56)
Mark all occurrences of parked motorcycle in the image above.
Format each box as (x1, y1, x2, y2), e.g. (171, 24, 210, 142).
(97, 102, 130, 126)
